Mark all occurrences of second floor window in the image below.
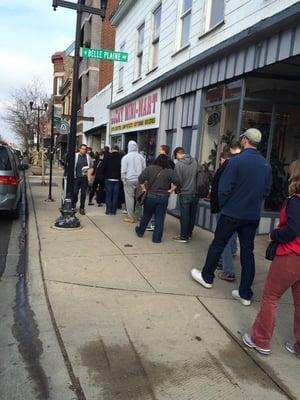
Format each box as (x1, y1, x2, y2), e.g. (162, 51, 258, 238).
(55, 77, 63, 96)
(180, 0, 192, 48)
(118, 43, 125, 90)
(137, 24, 145, 78)
(207, 0, 224, 30)
(151, 5, 161, 69)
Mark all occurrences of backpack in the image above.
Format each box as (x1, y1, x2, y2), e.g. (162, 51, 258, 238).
(195, 166, 210, 198)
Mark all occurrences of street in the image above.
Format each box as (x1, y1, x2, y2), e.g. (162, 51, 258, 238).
(0, 170, 299, 400)
(0, 178, 71, 400)
(0, 180, 44, 399)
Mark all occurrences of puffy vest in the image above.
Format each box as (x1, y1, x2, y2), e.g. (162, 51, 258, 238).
(277, 194, 300, 256)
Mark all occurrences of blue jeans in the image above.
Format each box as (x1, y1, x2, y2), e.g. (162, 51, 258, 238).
(202, 214, 259, 300)
(179, 194, 199, 239)
(137, 196, 169, 243)
(74, 177, 88, 209)
(105, 180, 120, 215)
(216, 213, 237, 274)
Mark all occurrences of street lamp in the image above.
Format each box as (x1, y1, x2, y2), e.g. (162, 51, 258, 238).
(52, 0, 108, 229)
(29, 101, 48, 152)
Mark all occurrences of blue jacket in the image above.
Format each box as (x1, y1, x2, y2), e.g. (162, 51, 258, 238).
(218, 148, 272, 221)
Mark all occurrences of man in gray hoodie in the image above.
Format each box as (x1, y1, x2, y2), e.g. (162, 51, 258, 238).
(173, 147, 199, 243)
(121, 140, 146, 223)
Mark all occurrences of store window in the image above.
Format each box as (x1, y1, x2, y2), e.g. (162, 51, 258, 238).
(111, 135, 122, 149)
(200, 80, 242, 171)
(166, 130, 175, 154)
(182, 127, 193, 154)
(151, 5, 161, 69)
(138, 130, 157, 165)
(179, 0, 192, 48)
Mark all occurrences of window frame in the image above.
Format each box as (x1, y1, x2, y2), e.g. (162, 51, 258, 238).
(179, 0, 192, 49)
(205, 0, 225, 32)
(136, 23, 145, 79)
(118, 42, 126, 91)
(151, 4, 162, 69)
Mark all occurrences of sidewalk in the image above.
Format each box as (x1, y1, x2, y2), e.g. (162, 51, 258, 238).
(28, 169, 299, 400)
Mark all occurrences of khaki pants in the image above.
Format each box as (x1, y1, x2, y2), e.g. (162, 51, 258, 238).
(124, 180, 141, 221)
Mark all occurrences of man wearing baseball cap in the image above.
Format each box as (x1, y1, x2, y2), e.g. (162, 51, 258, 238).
(191, 128, 272, 306)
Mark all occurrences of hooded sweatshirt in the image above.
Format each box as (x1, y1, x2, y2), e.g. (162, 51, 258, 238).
(175, 155, 198, 195)
(121, 141, 146, 182)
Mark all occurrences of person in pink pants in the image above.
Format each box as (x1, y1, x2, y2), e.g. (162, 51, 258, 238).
(243, 159, 300, 357)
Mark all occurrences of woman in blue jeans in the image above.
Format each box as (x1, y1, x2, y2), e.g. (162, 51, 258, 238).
(135, 155, 180, 243)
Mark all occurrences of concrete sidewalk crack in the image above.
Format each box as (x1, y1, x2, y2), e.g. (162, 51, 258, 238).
(87, 215, 157, 293)
(195, 296, 296, 400)
(123, 323, 157, 400)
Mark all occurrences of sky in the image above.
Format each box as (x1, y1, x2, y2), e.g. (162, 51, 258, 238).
(0, 0, 76, 143)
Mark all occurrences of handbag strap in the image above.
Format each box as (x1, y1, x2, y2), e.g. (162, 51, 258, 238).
(146, 167, 163, 191)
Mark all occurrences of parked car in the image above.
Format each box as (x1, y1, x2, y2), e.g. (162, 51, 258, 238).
(0, 144, 27, 218)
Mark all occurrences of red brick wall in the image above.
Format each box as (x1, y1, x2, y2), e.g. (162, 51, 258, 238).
(98, 0, 119, 91)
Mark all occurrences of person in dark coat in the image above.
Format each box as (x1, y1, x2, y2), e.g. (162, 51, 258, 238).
(135, 154, 180, 243)
(102, 145, 122, 215)
(88, 150, 106, 206)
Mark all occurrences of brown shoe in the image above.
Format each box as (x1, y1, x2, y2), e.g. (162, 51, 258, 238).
(123, 218, 136, 223)
(218, 271, 236, 282)
(79, 208, 85, 215)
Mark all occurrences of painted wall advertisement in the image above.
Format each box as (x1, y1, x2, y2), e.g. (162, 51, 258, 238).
(111, 89, 161, 134)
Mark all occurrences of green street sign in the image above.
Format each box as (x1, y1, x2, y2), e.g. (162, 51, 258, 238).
(80, 47, 128, 62)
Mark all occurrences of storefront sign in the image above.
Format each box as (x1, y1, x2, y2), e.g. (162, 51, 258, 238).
(111, 89, 161, 134)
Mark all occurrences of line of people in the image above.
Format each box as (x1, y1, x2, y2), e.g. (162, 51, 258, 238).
(73, 129, 300, 358)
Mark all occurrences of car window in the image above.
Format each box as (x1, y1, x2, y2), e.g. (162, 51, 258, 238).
(0, 147, 12, 170)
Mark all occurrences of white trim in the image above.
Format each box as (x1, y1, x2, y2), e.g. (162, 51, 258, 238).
(53, 72, 64, 77)
(79, 66, 99, 78)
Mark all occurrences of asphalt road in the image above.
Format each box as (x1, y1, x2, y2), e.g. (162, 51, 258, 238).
(0, 217, 13, 278)
(0, 181, 49, 400)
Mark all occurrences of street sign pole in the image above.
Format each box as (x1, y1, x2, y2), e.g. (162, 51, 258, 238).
(46, 104, 55, 202)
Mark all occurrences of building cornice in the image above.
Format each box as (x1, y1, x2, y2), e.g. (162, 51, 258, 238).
(108, 2, 300, 109)
(110, 0, 136, 26)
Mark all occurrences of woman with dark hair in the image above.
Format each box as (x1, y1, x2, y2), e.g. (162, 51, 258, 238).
(243, 159, 300, 357)
(135, 154, 180, 243)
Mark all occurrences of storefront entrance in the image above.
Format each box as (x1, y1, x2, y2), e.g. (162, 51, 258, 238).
(195, 55, 300, 233)
(123, 130, 157, 164)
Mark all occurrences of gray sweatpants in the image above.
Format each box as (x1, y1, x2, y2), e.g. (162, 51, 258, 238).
(124, 180, 142, 221)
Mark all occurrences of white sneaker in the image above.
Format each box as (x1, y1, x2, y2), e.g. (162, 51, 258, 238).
(232, 289, 251, 306)
(122, 209, 128, 214)
(284, 342, 300, 357)
(146, 224, 155, 231)
(242, 333, 271, 355)
(191, 269, 213, 289)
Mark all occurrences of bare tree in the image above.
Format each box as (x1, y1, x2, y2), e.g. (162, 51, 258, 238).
(1, 80, 49, 151)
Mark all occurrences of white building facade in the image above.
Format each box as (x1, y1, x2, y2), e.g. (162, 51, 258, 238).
(83, 83, 112, 150)
(110, 0, 300, 233)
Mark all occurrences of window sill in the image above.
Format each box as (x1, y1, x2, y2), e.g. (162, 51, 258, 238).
(171, 43, 190, 58)
(132, 77, 142, 85)
(146, 66, 158, 76)
(198, 20, 225, 40)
